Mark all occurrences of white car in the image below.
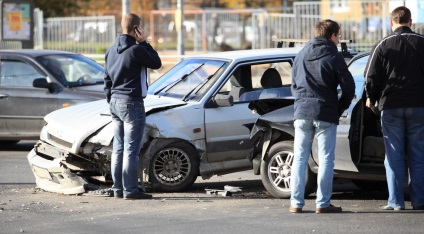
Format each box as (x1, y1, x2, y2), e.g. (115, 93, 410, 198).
(27, 47, 356, 195)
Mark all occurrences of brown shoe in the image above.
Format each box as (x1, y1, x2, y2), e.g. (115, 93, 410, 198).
(315, 204, 342, 214)
(289, 207, 303, 213)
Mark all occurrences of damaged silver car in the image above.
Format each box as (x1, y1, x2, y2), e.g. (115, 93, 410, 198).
(27, 48, 304, 194)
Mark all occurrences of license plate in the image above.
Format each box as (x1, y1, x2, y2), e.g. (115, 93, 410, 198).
(32, 166, 52, 180)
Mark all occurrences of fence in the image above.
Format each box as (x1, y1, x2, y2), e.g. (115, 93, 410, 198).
(257, 1, 424, 51)
(149, 1, 424, 52)
(33, 12, 116, 54)
(148, 8, 265, 52)
(9, 0, 424, 55)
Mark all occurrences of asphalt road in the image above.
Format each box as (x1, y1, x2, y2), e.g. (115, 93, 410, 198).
(1, 141, 423, 234)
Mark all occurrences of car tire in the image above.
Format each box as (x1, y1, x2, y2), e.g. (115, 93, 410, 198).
(260, 141, 316, 199)
(149, 141, 199, 192)
(351, 180, 387, 191)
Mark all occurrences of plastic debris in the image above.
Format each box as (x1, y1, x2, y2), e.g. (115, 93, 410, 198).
(205, 185, 242, 196)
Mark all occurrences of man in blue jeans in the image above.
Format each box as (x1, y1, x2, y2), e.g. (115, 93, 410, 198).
(365, 6, 424, 210)
(290, 19, 355, 213)
(104, 13, 162, 200)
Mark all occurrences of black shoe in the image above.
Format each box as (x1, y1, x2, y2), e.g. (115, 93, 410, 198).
(124, 192, 152, 200)
(413, 206, 424, 210)
(379, 205, 404, 211)
(315, 204, 342, 213)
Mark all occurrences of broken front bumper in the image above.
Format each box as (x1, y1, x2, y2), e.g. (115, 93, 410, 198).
(27, 148, 86, 194)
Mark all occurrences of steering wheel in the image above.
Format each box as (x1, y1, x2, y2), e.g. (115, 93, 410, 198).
(76, 74, 92, 84)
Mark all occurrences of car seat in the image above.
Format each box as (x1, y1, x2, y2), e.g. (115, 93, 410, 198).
(260, 68, 283, 89)
(228, 69, 245, 101)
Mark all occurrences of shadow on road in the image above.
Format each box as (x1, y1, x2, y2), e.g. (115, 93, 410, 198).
(162, 178, 392, 201)
(0, 141, 36, 151)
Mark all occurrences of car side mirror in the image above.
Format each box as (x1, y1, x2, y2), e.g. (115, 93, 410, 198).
(33, 78, 56, 92)
(213, 94, 234, 107)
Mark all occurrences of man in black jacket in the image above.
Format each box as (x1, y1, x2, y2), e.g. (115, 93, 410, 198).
(104, 13, 162, 200)
(290, 19, 355, 213)
(365, 6, 424, 211)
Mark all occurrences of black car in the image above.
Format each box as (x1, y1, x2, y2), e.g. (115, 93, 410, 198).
(0, 50, 105, 144)
(247, 51, 388, 198)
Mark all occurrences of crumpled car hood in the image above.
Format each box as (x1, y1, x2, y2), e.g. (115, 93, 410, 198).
(43, 95, 186, 153)
(257, 104, 294, 125)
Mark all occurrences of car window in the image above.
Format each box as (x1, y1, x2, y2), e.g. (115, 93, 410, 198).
(336, 54, 369, 101)
(348, 55, 369, 83)
(251, 62, 292, 89)
(37, 54, 104, 87)
(219, 61, 292, 103)
(0, 60, 45, 87)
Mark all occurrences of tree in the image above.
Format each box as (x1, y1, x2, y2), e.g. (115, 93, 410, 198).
(29, 0, 83, 17)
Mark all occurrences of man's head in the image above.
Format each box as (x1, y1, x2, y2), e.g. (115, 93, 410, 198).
(121, 13, 142, 35)
(315, 19, 341, 45)
(390, 6, 412, 30)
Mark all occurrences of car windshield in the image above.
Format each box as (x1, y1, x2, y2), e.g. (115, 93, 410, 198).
(148, 58, 228, 101)
(37, 54, 104, 87)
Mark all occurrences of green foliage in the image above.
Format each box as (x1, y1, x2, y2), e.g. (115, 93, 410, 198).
(29, 0, 84, 17)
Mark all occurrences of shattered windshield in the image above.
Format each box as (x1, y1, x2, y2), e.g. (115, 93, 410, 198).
(37, 54, 104, 87)
(148, 58, 228, 101)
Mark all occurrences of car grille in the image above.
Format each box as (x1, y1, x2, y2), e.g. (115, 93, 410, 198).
(49, 134, 73, 148)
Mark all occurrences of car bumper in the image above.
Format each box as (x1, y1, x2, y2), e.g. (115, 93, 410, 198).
(27, 149, 86, 194)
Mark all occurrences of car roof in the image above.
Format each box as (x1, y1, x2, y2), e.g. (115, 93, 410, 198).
(189, 48, 302, 63)
(0, 49, 76, 58)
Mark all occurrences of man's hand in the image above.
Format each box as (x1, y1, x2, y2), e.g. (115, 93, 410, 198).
(135, 29, 145, 44)
(365, 98, 373, 108)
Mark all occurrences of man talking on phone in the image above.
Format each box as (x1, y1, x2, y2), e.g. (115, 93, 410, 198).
(104, 13, 162, 200)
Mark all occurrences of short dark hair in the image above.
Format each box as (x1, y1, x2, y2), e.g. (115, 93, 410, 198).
(121, 13, 141, 33)
(315, 19, 340, 39)
(391, 6, 411, 24)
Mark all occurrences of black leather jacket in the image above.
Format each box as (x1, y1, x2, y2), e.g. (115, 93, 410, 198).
(365, 26, 424, 111)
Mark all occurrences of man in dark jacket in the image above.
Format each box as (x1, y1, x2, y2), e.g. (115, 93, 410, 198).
(104, 13, 162, 200)
(290, 19, 355, 213)
(365, 6, 424, 211)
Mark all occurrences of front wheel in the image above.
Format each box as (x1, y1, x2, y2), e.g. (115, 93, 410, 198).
(260, 141, 316, 198)
(149, 141, 199, 192)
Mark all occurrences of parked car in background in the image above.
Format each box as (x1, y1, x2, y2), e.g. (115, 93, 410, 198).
(247, 51, 391, 198)
(0, 50, 105, 145)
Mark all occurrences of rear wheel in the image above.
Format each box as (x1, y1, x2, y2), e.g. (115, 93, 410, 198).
(149, 141, 199, 192)
(260, 141, 316, 198)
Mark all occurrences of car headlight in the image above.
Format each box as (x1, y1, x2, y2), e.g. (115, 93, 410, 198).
(39, 123, 49, 141)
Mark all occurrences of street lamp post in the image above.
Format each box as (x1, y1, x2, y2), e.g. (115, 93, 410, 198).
(176, 0, 185, 55)
(122, 0, 130, 16)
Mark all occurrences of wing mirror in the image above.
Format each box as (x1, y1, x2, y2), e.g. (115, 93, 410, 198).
(213, 94, 234, 107)
(33, 78, 56, 92)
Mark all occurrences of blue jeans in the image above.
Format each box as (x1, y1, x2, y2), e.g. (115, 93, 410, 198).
(109, 97, 145, 197)
(381, 107, 424, 208)
(291, 119, 337, 208)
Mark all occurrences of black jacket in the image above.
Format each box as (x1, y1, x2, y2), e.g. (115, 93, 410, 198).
(291, 37, 355, 124)
(104, 34, 162, 102)
(365, 26, 424, 111)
